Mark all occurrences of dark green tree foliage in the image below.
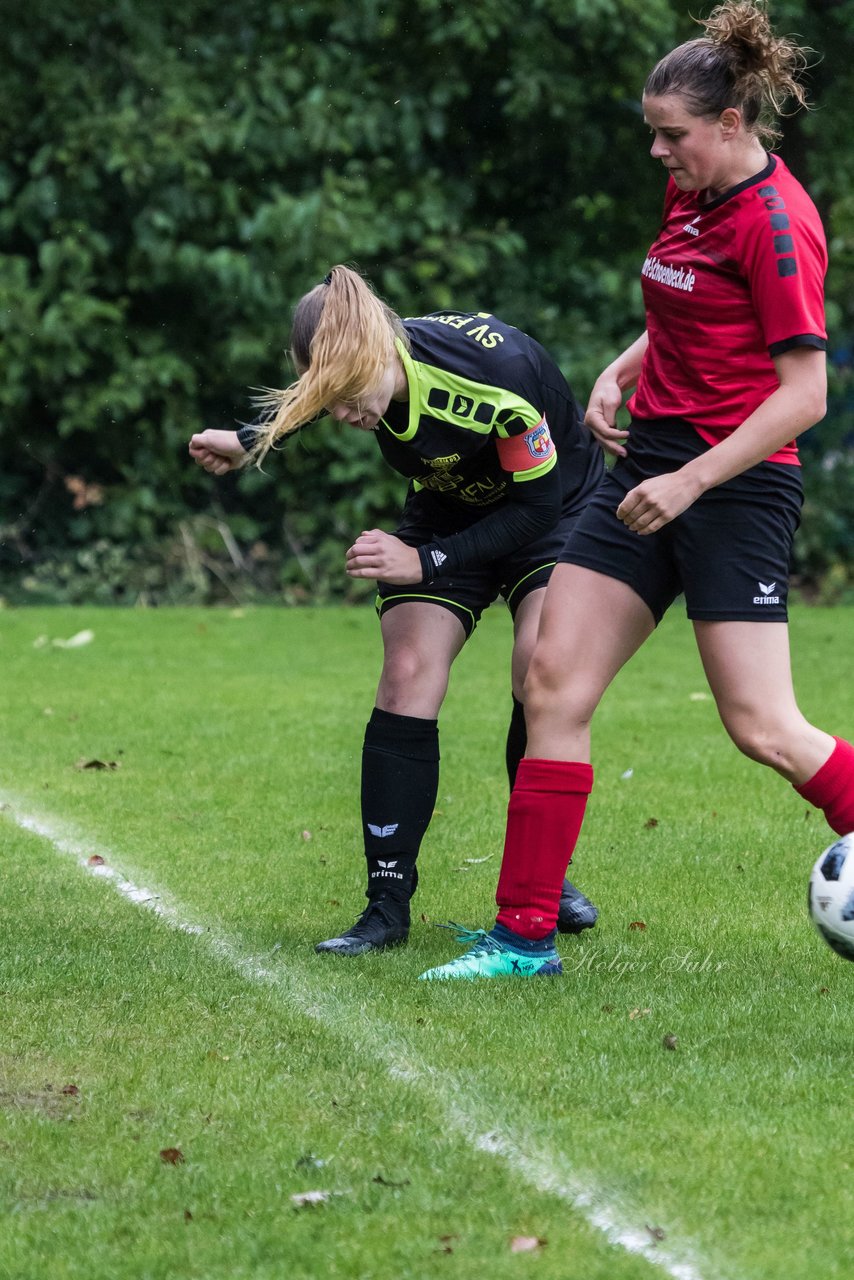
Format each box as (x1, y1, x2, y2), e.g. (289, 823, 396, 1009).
(0, 0, 851, 602)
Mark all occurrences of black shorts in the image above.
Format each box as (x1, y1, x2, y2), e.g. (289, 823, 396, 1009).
(558, 419, 803, 624)
(376, 492, 585, 638)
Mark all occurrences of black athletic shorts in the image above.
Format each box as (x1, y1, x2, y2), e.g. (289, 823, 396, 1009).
(558, 418, 804, 624)
(376, 491, 586, 638)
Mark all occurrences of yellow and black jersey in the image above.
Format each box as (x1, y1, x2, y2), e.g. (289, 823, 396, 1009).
(380, 312, 602, 580)
(381, 312, 599, 508)
(237, 309, 603, 582)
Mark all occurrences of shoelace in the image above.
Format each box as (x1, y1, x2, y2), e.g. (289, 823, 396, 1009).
(434, 922, 502, 953)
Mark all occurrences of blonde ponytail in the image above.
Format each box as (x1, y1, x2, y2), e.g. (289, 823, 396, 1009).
(250, 265, 408, 464)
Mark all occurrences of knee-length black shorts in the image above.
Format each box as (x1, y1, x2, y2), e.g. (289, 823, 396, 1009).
(558, 419, 804, 624)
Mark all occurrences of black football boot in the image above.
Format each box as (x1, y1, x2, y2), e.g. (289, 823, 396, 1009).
(556, 878, 599, 933)
(315, 867, 418, 956)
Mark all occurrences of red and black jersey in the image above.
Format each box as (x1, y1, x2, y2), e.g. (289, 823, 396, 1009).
(629, 155, 827, 464)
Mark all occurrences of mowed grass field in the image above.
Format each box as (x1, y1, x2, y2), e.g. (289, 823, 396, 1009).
(0, 604, 852, 1280)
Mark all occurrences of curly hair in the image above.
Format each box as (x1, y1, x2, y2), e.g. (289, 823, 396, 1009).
(644, 1, 812, 144)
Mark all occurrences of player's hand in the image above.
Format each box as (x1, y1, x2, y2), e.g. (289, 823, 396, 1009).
(617, 471, 703, 535)
(584, 376, 630, 458)
(188, 429, 248, 476)
(345, 530, 423, 584)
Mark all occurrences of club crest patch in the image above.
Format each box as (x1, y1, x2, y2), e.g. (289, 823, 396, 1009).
(525, 422, 553, 459)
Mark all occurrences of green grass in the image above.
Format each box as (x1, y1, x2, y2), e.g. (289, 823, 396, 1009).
(0, 603, 852, 1280)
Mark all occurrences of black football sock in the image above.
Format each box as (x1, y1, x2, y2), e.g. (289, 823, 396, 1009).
(361, 707, 440, 902)
(505, 695, 527, 792)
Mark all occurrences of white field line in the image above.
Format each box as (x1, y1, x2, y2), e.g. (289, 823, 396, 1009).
(4, 796, 715, 1280)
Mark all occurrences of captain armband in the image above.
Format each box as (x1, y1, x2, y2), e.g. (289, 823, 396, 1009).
(495, 418, 556, 475)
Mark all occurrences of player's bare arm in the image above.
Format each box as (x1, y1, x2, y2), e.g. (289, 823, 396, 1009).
(584, 331, 648, 458)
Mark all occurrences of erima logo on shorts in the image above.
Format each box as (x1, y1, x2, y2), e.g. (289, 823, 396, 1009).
(754, 580, 780, 604)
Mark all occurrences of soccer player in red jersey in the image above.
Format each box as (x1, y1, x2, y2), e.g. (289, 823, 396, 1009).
(188, 266, 603, 956)
(422, 0, 854, 980)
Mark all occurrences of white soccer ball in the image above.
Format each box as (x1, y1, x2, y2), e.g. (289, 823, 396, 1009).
(808, 832, 854, 961)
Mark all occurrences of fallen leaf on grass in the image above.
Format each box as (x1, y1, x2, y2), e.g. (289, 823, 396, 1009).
(629, 1008, 652, 1020)
(372, 1174, 410, 1188)
(662, 1034, 679, 1051)
(290, 1189, 333, 1208)
(159, 1148, 185, 1165)
(301, 830, 312, 841)
(60, 1084, 80, 1096)
(53, 630, 95, 649)
(644, 818, 659, 829)
(646, 1224, 667, 1243)
(510, 1236, 546, 1254)
(183, 1209, 193, 1221)
(628, 920, 646, 931)
(87, 855, 106, 867)
(75, 759, 121, 771)
(435, 1235, 459, 1254)
(453, 852, 496, 870)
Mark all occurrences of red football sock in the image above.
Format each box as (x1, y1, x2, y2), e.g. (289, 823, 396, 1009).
(794, 737, 854, 836)
(495, 757, 594, 940)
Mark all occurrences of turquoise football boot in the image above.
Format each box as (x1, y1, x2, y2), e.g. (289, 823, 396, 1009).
(418, 925, 562, 981)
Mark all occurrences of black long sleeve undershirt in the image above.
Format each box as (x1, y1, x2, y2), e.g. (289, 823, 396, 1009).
(416, 464, 562, 583)
(237, 422, 564, 585)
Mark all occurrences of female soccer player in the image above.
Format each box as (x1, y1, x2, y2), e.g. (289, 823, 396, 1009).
(189, 265, 604, 955)
(421, 0, 854, 980)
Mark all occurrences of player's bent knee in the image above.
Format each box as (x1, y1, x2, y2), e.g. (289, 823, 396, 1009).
(523, 654, 597, 734)
(524, 645, 565, 698)
(724, 716, 792, 770)
(378, 645, 450, 710)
